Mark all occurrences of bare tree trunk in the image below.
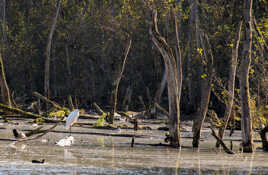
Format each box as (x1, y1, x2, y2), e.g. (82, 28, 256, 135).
(0, 0, 11, 107)
(110, 38, 132, 123)
(154, 64, 167, 104)
(150, 9, 181, 148)
(65, 44, 72, 93)
(216, 22, 242, 147)
(44, 0, 61, 98)
(186, 0, 197, 110)
(0, 53, 11, 106)
(239, 0, 254, 153)
(192, 33, 214, 148)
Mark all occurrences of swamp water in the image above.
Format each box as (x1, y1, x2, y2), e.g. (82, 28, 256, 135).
(0, 124, 268, 175)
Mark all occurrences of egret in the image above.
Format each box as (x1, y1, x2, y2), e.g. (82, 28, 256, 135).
(66, 109, 80, 135)
(56, 136, 74, 147)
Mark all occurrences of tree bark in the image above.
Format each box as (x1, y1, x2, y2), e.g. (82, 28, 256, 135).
(239, 0, 254, 153)
(150, 9, 181, 148)
(44, 0, 61, 98)
(0, 53, 11, 106)
(192, 33, 214, 148)
(217, 22, 242, 147)
(0, 0, 11, 107)
(154, 64, 167, 103)
(186, 0, 197, 110)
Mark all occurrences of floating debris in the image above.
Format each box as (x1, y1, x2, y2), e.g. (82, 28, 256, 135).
(12, 129, 26, 139)
(32, 159, 45, 164)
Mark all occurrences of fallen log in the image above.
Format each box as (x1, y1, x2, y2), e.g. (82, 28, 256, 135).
(33, 92, 62, 109)
(18, 124, 57, 142)
(0, 103, 42, 119)
(0, 103, 64, 123)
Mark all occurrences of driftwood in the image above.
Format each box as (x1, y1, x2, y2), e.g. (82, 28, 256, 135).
(210, 127, 235, 154)
(0, 103, 42, 119)
(33, 92, 62, 109)
(259, 126, 268, 151)
(18, 124, 58, 142)
(93, 102, 105, 114)
(0, 103, 63, 123)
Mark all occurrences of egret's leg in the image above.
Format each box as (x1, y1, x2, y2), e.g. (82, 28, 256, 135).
(69, 127, 71, 136)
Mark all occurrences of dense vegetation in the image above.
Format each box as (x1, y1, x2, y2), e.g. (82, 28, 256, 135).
(0, 0, 267, 122)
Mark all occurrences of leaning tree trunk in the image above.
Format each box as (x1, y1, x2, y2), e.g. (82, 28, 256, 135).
(150, 9, 181, 148)
(44, 0, 61, 98)
(239, 0, 254, 153)
(216, 22, 242, 147)
(192, 33, 214, 148)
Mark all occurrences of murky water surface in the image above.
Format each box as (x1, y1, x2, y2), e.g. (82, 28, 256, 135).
(0, 122, 268, 175)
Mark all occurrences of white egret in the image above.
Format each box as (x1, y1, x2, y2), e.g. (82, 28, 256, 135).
(56, 136, 74, 147)
(66, 109, 80, 135)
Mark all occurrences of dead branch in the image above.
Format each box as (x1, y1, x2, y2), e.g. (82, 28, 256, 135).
(154, 102, 169, 117)
(210, 126, 235, 154)
(18, 124, 57, 142)
(93, 102, 105, 114)
(0, 103, 42, 119)
(33, 92, 62, 109)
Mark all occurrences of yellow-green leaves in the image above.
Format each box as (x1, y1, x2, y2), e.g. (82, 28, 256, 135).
(197, 48, 203, 56)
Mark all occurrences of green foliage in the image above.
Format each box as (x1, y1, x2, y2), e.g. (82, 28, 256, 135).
(1, 0, 267, 117)
(94, 113, 107, 127)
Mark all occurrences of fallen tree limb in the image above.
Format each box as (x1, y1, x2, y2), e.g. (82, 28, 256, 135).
(0, 103, 64, 123)
(154, 102, 169, 117)
(33, 92, 62, 109)
(210, 126, 235, 154)
(0, 103, 42, 118)
(18, 124, 57, 142)
(93, 102, 105, 114)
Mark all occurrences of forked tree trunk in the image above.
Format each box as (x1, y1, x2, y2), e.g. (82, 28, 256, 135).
(217, 22, 242, 147)
(44, 0, 61, 98)
(192, 33, 214, 148)
(239, 0, 254, 153)
(150, 9, 181, 148)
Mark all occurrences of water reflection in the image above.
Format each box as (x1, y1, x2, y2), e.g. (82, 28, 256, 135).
(0, 130, 268, 174)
